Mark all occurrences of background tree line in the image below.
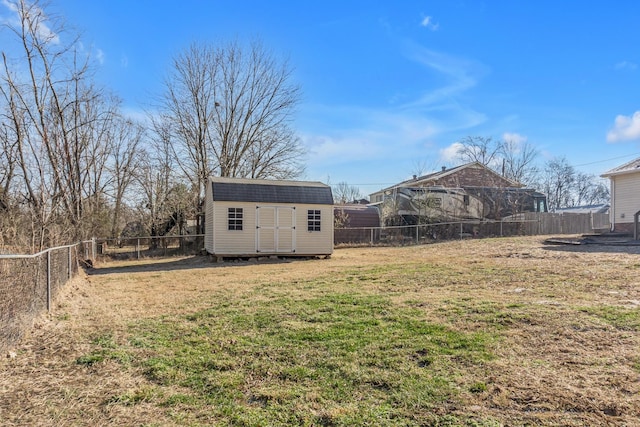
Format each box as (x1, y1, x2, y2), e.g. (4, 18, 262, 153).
(453, 136, 609, 212)
(0, 0, 304, 252)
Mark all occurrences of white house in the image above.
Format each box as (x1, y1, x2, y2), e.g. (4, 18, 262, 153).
(204, 177, 334, 258)
(601, 157, 640, 238)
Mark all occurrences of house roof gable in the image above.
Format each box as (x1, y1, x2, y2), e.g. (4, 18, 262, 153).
(372, 161, 522, 195)
(210, 177, 333, 205)
(601, 157, 640, 178)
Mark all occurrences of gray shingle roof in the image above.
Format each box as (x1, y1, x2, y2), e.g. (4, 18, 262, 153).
(210, 178, 333, 205)
(601, 157, 640, 177)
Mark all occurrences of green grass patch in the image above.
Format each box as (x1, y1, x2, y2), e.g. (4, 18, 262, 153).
(106, 386, 161, 406)
(75, 332, 133, 366)
(580, 306, 640, 331)
(118, 291, 494, 426)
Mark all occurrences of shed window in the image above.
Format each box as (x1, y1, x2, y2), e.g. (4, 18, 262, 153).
(228, 208, 243, 230)
(308, 209, 321, 232)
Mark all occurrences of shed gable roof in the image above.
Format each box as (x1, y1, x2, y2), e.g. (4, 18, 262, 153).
(210, 177, 333, 205)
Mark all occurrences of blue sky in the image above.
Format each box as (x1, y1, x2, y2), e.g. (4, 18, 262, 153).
(5, 0, 640, 197)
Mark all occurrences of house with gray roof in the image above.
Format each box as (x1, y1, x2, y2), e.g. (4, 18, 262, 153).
(370, 162, 547, 225)
(204, 177, 334, 258)
(601, 157, 640, 238)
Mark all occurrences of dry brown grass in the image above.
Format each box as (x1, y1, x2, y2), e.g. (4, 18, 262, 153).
(1, 236, 639, 426)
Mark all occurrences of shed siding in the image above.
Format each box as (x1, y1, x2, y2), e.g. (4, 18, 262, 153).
(294, 205, 334, 255)
(212, 202, 257, 254)
(208, 201, 333, 256)
(204, 183, 215, 253)
(612, 173, 640, 225)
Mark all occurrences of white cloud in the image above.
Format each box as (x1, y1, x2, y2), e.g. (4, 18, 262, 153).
(420, 16, 439, 31)
(502, 132, 527, 145)
(303, 134, 381, 164)
(301, 105, 439, 164)
(439, 142, 463, 162)
(121, 54, 129, 68)
(96, 49, 105, 65)
(607, 111, 640, 142)
(401, 42, 488, 112)
(2, 0, 59, 44)
(614, 61, 637, 71)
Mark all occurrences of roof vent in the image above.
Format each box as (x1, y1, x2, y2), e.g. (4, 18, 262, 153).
(441, 166, 446, 172)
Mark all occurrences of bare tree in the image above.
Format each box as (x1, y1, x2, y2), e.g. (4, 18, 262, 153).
(0, 0, 116, 246)
(0, 107, 18, 210)
(539, 157, 576, 211)
(456, 136, 503, 167)
(0, 0, 155, 249)
(501, 138, 539, 186)
(332, 182, 363, 204)
(134, 126, 198, 240)
(152, 43, 215, 201)
(538, 158, 610, 211)
(573, 173, 610, 207)
(155, 39, 305, 202)
(106, 116, 144, 238)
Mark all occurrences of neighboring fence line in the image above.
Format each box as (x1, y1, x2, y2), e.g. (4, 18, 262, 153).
(95, 234, 205, 259)
(0, 240, 95, 352)
(335, 212, 611, 246)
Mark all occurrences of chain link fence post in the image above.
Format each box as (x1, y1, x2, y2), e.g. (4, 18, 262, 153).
(46, 250, 51, 312)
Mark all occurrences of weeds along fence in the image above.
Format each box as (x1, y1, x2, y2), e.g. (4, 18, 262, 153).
(0, 240, 95, 352)
(335, 212, 611, 246)
(0, 235, 201, 351)
(95, 235, 205, 260)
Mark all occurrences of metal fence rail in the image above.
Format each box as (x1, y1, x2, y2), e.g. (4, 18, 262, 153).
(0, 240, 95, 351)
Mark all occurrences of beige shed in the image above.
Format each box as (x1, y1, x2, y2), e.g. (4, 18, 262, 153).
(204, 177, 334, 258)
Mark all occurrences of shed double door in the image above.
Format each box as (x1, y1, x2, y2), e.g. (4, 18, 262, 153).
(256, 206, 296, 253)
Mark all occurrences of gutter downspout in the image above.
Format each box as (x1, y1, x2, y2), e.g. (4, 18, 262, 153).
(610, 179, 615, 232)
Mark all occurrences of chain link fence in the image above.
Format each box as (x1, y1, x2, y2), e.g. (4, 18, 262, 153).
(95, 235, 205, 260)
(0, 241, 95, 352)
(335, 212, 611, 246)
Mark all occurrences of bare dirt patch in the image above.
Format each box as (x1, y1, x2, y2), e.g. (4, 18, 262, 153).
(1, 236, 639, 426)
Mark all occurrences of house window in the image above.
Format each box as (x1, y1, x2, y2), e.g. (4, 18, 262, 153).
(463, 195, 470, 206)
(308, 209, 321, 231)
(228, 208, 243, 231)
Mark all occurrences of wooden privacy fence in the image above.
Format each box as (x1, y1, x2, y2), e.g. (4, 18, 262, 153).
(335, 212, 611, 246)
(0, 240, 95, 352)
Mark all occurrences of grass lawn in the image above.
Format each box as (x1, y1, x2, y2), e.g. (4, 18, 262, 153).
(1, 236, 639, 426)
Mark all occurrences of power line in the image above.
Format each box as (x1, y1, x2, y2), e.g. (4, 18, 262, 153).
(574, 152, 640, 168)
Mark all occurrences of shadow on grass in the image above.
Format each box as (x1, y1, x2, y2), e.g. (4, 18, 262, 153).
(88, 255, 298, 275)
(542, 240, 640, 255)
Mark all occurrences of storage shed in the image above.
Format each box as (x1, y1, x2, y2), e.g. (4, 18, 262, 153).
(204, 177, 334, 258)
